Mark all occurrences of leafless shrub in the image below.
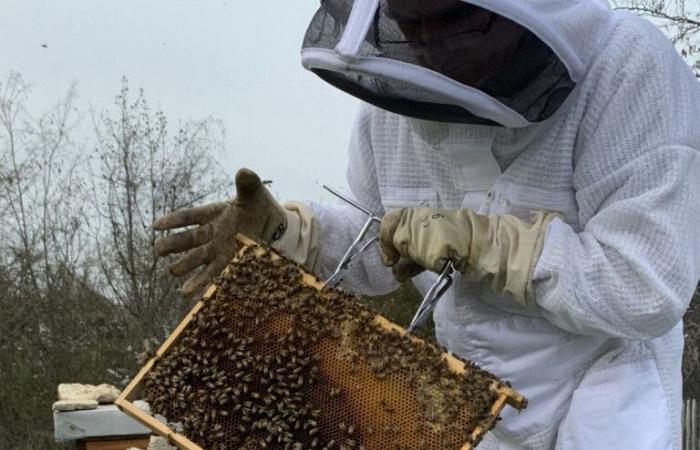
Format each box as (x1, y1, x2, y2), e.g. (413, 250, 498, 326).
(613, 0, 700, 75)
(0, 73, 230, 449)
(88, 77, 231, 376)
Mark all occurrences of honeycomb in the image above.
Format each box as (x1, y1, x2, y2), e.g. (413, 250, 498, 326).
(140, 241, 519, 450)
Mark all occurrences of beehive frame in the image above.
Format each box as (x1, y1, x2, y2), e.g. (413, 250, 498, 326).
(116, 234, 526, 450)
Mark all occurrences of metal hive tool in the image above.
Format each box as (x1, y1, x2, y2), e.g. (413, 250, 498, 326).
(116, 235, 526, 450)
(315, 181, 456, 334)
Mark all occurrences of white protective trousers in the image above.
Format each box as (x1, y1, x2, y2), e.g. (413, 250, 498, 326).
(289, 12, 700, 450)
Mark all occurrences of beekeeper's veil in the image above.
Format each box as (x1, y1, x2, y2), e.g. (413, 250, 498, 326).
(302, 0, 615, 127)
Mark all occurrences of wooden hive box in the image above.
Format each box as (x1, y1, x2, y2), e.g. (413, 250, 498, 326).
(116, 235, 526, 450)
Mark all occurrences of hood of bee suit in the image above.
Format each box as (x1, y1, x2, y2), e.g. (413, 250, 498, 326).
(301, 0, 616, 127)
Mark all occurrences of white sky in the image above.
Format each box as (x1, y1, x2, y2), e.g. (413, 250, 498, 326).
(2, 1, 698, 203)
(0, 0, 359, 202)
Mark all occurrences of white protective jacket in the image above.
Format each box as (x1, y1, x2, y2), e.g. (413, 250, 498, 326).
(295, 6, 700, 450)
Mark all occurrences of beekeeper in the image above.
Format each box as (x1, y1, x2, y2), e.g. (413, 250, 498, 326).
(153, 0, 700, 448)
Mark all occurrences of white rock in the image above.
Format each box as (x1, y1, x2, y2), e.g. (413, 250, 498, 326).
(52, 399, 99, 411)
(57, 383, 121, 403)
(134, 400, 151, 414)
(148, 436, 177, 450)
(94, 383, 121, 403)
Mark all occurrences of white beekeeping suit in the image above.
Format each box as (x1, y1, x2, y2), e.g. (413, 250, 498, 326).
(290, 0, 700, 448)
(151, 0, 700, 447)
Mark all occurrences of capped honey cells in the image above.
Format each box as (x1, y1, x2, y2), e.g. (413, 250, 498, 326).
(140, 240, 524, 450)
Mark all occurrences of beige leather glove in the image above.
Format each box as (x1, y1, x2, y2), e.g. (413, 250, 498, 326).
(153, 168, 287, 296)
(379, 207, 557, 308)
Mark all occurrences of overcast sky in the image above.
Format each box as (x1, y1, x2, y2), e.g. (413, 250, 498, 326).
(0, 0, 359, 202)
(3, 1, 699, 203)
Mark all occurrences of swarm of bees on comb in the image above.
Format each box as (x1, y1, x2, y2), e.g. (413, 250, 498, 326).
(129, 237, 525, 450)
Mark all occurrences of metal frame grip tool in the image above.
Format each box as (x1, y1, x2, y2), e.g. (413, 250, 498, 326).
(316, 181, 456, 332)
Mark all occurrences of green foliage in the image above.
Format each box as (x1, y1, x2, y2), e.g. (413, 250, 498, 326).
(0, 272, 136, 449)
(361, 282, 436, 343)
(684, 291, 700, 398)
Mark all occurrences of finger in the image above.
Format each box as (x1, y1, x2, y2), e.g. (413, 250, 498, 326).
(379, 208, 405, 266)
(181, 257, 228, 297)
(168, 243, 216, 277)
(154, 224, 213, 256)
(234, 168, 264, 204)
(153, 202, 227, 230)
(392, 258, 425, 282)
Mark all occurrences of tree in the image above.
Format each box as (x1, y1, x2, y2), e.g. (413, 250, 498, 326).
(0, 72, 127, 449)
(0, 73, 231, 449)
(89, 78, 230, 361)
(613, 0, 700, 76)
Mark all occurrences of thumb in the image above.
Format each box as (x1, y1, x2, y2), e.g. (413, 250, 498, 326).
(379, 208, 405, 266)
(392, 258, 425, 282)
(234, 168, 264, 203)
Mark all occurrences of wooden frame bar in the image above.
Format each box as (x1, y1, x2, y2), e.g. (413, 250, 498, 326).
(116, 234, 526, 450)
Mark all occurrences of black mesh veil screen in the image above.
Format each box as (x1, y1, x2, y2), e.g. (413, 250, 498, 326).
(302, 0, 575, 125)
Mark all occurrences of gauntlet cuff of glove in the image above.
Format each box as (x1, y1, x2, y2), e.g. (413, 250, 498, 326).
(524, 212, 558, 308)
(271, 201, 321, 272)
(470, 211, 558, 309)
